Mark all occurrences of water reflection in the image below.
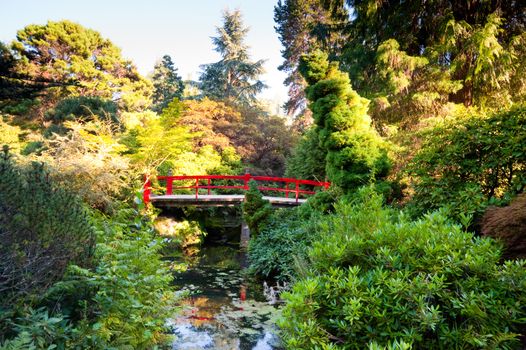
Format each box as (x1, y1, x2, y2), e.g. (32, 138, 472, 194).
(168, 246, 283, 350)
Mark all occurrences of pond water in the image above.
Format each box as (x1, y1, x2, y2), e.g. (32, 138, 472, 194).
(168, 246, 283, 350)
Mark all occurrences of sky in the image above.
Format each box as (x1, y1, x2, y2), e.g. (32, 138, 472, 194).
(0, 0, 288, 109)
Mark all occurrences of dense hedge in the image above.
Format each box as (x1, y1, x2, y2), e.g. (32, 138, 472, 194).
(407, 105, 526, 222)
(279, 188, 526, 349)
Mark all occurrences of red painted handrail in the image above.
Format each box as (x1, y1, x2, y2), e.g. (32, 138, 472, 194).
(142, 174, 330, 204)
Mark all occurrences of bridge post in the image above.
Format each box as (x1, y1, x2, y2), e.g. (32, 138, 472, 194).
(243, 172, 251, 190)
(143, 175, 151, 205)
(240, 220, 250, 250)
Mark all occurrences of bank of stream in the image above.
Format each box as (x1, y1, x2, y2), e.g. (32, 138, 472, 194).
(167, 245, 283, 350)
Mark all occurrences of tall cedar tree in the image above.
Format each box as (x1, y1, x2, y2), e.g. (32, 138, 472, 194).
(199, 10, 266, 105)
(151, 55, 184, 112)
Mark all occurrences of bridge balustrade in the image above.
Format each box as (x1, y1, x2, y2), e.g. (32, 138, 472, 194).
(143, 174, 330, 204)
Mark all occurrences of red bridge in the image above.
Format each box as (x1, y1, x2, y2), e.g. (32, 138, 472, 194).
(143, 174, 330, 207)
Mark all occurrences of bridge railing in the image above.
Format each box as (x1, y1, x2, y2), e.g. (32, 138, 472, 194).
(143, 174, 330, 204)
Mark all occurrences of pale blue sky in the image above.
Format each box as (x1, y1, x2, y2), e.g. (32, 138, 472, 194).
(0, 0, 288, 106)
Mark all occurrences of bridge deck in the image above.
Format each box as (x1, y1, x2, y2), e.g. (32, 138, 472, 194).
(149, 194, 306, 207)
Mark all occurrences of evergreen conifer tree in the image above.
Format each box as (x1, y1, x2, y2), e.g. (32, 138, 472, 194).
(151, 55, 184, 112)
(242, 180, 272, 236)
(299, 50, 390, 191)
(199, 10, 266, 105)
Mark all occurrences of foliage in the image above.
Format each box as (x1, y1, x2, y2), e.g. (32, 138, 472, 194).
(0, 307, 74, 349)
(0, 146, 95, 307)
(175, 99, 294, 176)
(0, 117, 22, 153)
(279, 188, 526, 349)
(11, 20, 152, 118)
(151, 55, 184, 112)
(155, 217, 206, 249)
(60, 206, 174, 349)
(274, 0, 349, 115)
(276, 0, 526, 126)
(237, 105, 297, 176)
(178, 98, 241, 152)
(248, 208, 317, 281)
(407, 105, 526, 222)
(124, 107, 194, 174)
(46, 96, 119, 125)
(1, 202, 176, 349)
(41, 120, 130, 212)
(299, 50, 390, 191)
(199, 9, 266, 105)
(1, 41, 72, 110)
(242, 180, 272, 236)
(285, 127, 325, 181)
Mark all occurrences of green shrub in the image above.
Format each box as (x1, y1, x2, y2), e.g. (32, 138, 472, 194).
(0, 308, 74, 350)
(248, 208, 318, 281)
(242, 180, 272, 236)
(407, 105, 526, 222)
(0, 146, 95, 307)
(42, 204, 175, 349)
(279, 188, 526, 349)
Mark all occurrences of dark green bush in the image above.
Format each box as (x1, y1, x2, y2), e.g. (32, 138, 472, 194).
(46, 96, 119, 125)
(248, 208, 318, 281)
(242, 180, 272, 236)
(407, 105, 526, 222)
(1, 201, 175, 349)
(0, 146, 95, 307)
(279, 188, 526, 349)
(285, 128, 326, 181)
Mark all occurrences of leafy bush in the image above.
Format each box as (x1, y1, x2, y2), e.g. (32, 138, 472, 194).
(40, 204, 175, 349)
(407, 105, 526, 221)
(279, 188, 526, 349)
(0, 146, 95, 307)
(285, 128, 326, 181)
(0, 308, 74, 349)
(248, 208, 318, 281)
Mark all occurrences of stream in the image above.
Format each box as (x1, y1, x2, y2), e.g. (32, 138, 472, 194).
(167, 245, 283, 350)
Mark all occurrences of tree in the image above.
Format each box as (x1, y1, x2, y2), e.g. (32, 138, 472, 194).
(274, 0, 349, 116)
(0, 41, 74, 109)
(276, 0, 526, 127)
(177, 98, 241, 152)
(299, 50, 390, 191)
(46, 96, 119, 125)
(10, 20, 152, 119)
(199, 9, 266, 105)
(150, 55, 184, 112)
(285, 128, 326, 181)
